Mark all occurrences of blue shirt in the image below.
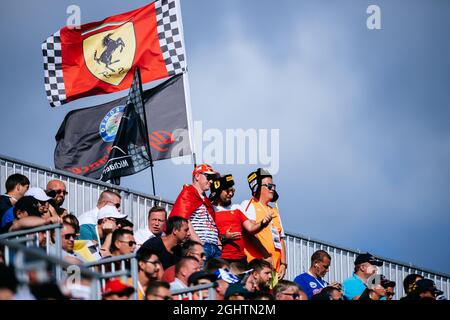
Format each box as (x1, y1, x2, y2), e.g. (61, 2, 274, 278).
(342, 273, 367, 300)
(1, 207, 14, 231)
(79, 224, 99, 242)
(294, 272, 328, 299)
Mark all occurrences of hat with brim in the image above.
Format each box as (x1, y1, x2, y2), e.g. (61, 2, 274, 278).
(102, 278, 134, 297)
(354, 253, 383, 267)
(97, 205, 127, 220)
(25, 187, 52, 202)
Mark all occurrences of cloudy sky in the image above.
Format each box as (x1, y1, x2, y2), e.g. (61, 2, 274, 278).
(0, 0, 449, 274)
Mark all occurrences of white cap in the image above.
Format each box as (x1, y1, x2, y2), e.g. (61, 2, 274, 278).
(98, 205, 127, 220)
(25, 187, 52, 202)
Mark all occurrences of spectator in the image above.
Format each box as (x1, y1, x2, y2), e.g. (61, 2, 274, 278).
(78, 205, 127, 257)
(136, 247, 162, 300)
(213, 268, 240, 300)
(253, 292, 275, 300)
(145, 281, 172, 300)
(310, 286, 343, 300)
(381, 275, 396, 300)
(162, 240, 204, 283)
(170, 164, 221, 261)
(229, 260, 249, 277)
(139, 216, 189, 270)
(50, 222, 84, 264)
(342, 252, 383, 300)
(413, 279, 444, 300)
(102, 278, 134, 300)
(45, 179, 68, 216)
(188, 271, 217, 300)
(359, 274, 387, 301)
(210, 174, 274, 264)
(224, 283, 252, 300)
(117, 219, 134, 232)
(400, 273, 424, 300)
(78, 190, 121, 225)
(4, 196, 60, 233)
(204, 258, 230, 275)
(170, 256, 201, 292)
(294, 250, 341, 299)
(0, 264, 19, 300)
(241, 168, 287, 281)
(24, 187, 53, 218)
(62, 214, 80, 234)
(135, 206, 167, 247)
(248, 259, 273, 292)
(273, 280, 305, 300)
(110, 229, 136, 257)
(0, 174, 29, 221)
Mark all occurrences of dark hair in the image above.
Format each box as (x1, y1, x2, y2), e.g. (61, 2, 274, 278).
(230, 261, 249, 275)
(62, 214, 80, 233)
(145, 280, 170, 298)
(110, 229, 134, 252)
(5, 174, 30, 193)
(136, 247, 161, 263)
(148, 206, 167, 219)
(204, 258, 230, 274)
(181, 240, 203, 256)
(118, 219, 134, 230)
(310, 286, 339, 300)
(253, 291, 275, 300)
(403, 273, 424, 294)
(165, 216, 188, 234)
(249, 258, 272, 273)
(311, 250, 331, 265)
(175, 256, 199, 275)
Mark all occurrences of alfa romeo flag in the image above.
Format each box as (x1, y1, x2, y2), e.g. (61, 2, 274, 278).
(42, 0, 186, 107)
(54, 73, 191, 179)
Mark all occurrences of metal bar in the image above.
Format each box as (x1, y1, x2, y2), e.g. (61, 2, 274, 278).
(84, 253, 136, 267)
(130, 258, 139, 300)
(0, 224, 63, 240)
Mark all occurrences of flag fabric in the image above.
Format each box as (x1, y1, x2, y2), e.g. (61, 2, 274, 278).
(42, 0, 186, 107)
(54, 73, 192, 179)
(100, 69, 151, 182)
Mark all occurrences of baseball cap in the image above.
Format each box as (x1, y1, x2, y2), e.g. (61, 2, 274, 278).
(98, 205, 127, 220)
(25, 187, 52, 202)
(14, 196, 41, 217)
(354, 252, 383, 266)
(224, 283, 252, 299)
(414, 279, 443, 296)
(380, 275, 396, 288)
(102, 278, 134, 297)
(192, 164, 216, 177)
(188, 271, 217, 286)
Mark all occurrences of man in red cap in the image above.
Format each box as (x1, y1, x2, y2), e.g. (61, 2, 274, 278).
(102, 278, 135, 300)
(170, 164, 221, 261)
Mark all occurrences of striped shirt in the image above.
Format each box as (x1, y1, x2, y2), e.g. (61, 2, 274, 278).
(191, 203, 219, 246)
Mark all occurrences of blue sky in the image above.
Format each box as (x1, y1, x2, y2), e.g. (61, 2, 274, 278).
(0, 0, 449, 275)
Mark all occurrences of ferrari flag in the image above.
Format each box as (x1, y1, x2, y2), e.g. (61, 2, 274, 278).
(42, 0, 186, 107)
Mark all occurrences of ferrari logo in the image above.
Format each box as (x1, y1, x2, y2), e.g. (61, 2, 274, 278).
(83, 22, 136, 85)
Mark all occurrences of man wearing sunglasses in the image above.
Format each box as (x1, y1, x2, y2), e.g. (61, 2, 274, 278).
(134, 247, 162, 300)
(46, 179, 68, 216)
(78, 190, 122, 225)
(241, 168, 287, 281)
(49, 222, 84, 264)
(110, 229, 136, 257)
(210, 174, 274, 264)
(273, 280, 306, 300)
(170, 164, 221, 261)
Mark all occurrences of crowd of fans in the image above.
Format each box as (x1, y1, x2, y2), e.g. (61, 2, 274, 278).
(0, 168, 446, 300)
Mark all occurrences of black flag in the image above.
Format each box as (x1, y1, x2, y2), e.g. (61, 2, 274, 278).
(100, 69, 151, 182)
(54, 74, 192, 179)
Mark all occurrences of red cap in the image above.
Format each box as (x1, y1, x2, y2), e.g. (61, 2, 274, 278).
(192, 164, 215, 176)
(102, 278, 134, 297)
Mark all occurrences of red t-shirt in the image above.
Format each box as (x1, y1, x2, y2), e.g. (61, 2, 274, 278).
(214, 204, 249, 260)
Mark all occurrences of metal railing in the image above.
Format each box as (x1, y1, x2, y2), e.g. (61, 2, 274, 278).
(0, 223, 63, 281)
(171, 282, 217, 300)
(2, 153, 449, 300)
(84, 253, 139, 300)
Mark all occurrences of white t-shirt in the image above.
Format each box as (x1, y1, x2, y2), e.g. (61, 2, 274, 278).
(241, 200, 286, 238)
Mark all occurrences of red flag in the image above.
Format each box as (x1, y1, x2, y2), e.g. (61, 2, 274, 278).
(42, 0, 186, 107)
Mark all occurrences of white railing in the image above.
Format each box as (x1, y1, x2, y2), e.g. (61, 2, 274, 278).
(2, 153, 449, 300)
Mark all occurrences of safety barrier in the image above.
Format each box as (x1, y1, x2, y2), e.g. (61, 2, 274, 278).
(171, 282, 217, 300)
(83, 253, 139, 300)
(2, 153, 449, 300)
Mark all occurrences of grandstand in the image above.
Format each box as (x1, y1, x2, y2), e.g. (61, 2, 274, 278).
(1, 153, 449, 300)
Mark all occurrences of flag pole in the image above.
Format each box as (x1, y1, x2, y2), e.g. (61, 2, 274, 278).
(136, 67, 156, 196)
(175, 0, 197, 169)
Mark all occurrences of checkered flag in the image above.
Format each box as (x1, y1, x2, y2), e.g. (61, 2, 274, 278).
(100, 68, 152, 183)
(155, 0, 186, 75)
(42, 31, 67, 107)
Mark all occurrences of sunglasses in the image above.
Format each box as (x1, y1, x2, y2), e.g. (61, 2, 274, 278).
(54, 189, 68, 195)
(64, 233, 77, 240)
(282, 292, 299, 299)
(118, 240, 136, 247)
(261, 183, 276, 191)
